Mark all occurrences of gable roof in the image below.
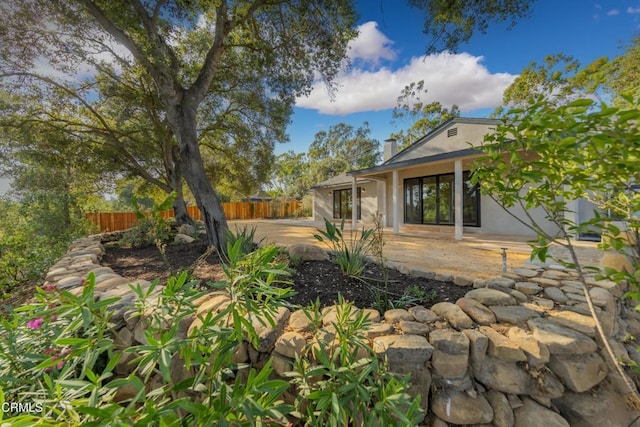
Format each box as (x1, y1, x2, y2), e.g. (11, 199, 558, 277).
(311, 173, 371, 189)
(383, 117, 498, 165)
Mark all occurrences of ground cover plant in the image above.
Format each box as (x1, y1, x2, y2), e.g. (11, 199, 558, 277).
(0, 227, 426, 425)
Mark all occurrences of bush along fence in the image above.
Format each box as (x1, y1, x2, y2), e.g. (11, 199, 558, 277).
(8, 234, 640, 425)
(86, 201, 301, 232)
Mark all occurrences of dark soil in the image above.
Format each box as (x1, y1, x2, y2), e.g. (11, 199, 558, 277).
(101, 239, 468, 311)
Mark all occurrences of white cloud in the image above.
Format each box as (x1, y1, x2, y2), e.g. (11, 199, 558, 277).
(607, 9, 620, 16)
(347, 21, 396, 64)
(296, 51, 516, 115)
(627, 6, 640, 14)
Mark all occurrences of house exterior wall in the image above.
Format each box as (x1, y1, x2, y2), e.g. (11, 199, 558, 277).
(380, 161, 560, 237)
(0, 176, 12, 196)
(391, 122, 496, 163)
(312, 181, 379, 223)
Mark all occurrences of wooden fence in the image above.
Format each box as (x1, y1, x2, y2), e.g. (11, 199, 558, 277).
(86, 201, 301, 233)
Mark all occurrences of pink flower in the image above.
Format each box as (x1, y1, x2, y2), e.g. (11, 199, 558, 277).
(27, 318, 43, 329)
(42, 284, 57, 292)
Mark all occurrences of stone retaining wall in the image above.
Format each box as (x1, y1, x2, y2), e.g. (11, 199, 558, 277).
(42, 235, 640, 426)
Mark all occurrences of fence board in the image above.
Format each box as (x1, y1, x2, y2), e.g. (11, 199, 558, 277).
(86, 201, 301, 232)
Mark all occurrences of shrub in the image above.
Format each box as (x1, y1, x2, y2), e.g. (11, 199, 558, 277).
(0, 243, 296, 425)
(313, 218, 374, 277)
(287, 296, 422, 425)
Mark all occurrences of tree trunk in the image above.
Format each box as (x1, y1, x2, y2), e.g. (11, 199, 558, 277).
(166, 147, 193, 227)
(173, 105, 228, 252)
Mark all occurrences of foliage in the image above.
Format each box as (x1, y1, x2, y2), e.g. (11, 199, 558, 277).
(0, 0, 360, 252)
(314, 218, 375, 278)
(472, 95, 640, 403)
(287, 296, 423, 425)
(409, 0, 535, 54)
(121, 192, 177, 259)
(1, 243, 297, 425)
(391, 81, 461, 150)
(224, 225, 262, 260)
(0, 195, 86, 298)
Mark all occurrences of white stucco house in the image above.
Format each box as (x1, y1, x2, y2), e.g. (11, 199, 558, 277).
(0, 175, 13, 196)
(311, 117, 600, 240)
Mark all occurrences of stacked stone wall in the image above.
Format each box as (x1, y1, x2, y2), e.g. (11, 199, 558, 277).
(42, 235, 640, 426)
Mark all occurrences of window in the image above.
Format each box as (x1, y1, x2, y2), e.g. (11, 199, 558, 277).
(333, 187, 361, 219)
(404, 171, 480, 226)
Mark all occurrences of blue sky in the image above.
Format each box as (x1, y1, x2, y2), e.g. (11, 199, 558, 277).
(281, 0, 640, 155)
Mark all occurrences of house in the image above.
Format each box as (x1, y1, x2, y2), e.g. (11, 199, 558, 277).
(311, 117, 600, 240)
(0, 174, 12, 196)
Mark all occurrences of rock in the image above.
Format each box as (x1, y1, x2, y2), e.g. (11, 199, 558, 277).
(515, 282, 542, 295)
(429, 329, 470, 379)
(513, 268, 539, 278)
(94, 276, 131, 292)
(589, 287, 616, 311)
(554, 381, 640, 427)
(431, 388, 493, 425)
(585, 277, 625, 298)
(506, 327, 550, 367)
(56, 275, 84, 290)
(530, 277, 562, 288)
(465, 288, 516, 306)
(174, 233, 195, 244)
(435, 273, 454, 282)
(546, 310, 596, 337)
(479, 326, 527, 362)
(514, 398, 569, 427)
(362, 308, 381, 323)
(399, 320, 430, 335)
(463, 329, 489, 361)
(601, 251, 633, 273)
(453, 275, 474, 287)
(251, 306, 291, 352)
(409, 306, 439, 323)
(486, 390, 515, 427)
(409, 267, 436, 280)
(383, 308, 414, 323)
(472, 355, 538, 395)
(363, 322, 395, 338)
(271, 353, 294, 376)
(196, 295, 231, 316)
(544, 287, 568, 303)
(489, 277, 517, 288)
(287, 243, 329, 261)
(529, 297, 555, 310)
(372, 334, 434, 364)
(548, 353, 608, 392)
(527, 318, 598, 355)
(274, 332, 307, 359)
(541, 270, 570, 280)
(177, 224, 196, 235)
(456, 298, 496, 325)
(288, 309, 314, 332)
(431, 302, 474, 330)
(490, 305, 540, 325)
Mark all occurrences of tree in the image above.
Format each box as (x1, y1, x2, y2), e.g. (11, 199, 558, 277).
(271, 151, 309, 199)
(0, 1, 358, 252)
(409, 0, 535, 53)
(307, 122, 380, 184)
(391, 80, 460, 150)
(472, 96, 640, 405)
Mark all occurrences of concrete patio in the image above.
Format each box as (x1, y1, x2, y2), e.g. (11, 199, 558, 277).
(231, 219, 603, 279)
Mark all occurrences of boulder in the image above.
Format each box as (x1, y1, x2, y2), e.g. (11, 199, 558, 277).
(429, 329, 470, 379)
(287, 243, 329, 261)
(527, 318, 597, 355)
(456, 297, 496, 325)
(548, 353, 608, 392)
(431, 302, 474, 330)
(431, 388, 493, 425)
(465, 288, 516, 306)
(514, 398, 569, 427)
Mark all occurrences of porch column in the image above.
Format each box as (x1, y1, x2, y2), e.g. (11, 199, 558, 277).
(352, 176, 358, 231)
(392, 170, 399, 234)
(454, 159, 463, 240)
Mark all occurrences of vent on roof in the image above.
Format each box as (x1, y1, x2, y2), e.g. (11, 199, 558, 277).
(447, 127, 458, 137)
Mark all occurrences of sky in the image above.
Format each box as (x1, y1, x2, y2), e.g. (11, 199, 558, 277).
(280, 0, 640, 155)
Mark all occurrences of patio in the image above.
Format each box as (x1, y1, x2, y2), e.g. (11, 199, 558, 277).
(232, 219, 603, 279)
